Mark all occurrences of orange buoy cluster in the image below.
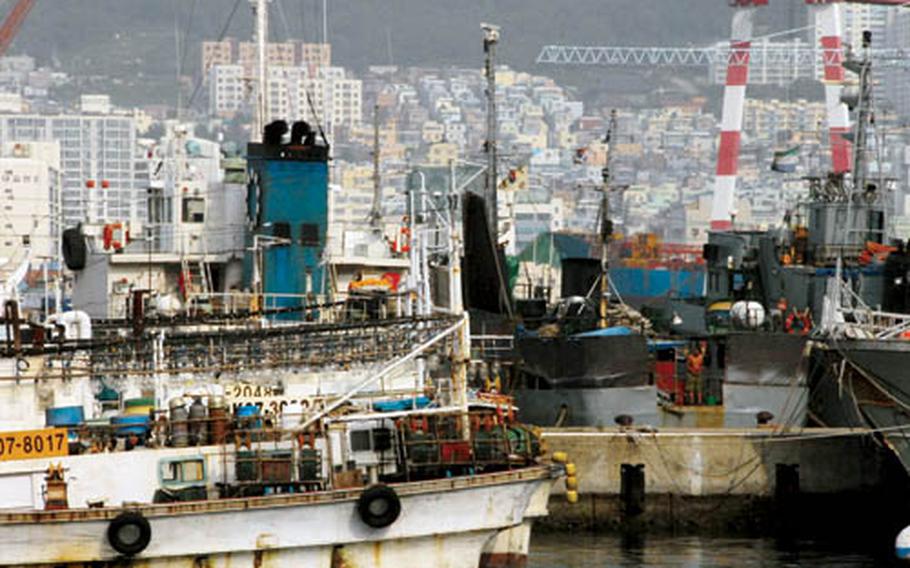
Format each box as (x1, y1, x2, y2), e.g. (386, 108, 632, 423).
(551, 451, 579, 504)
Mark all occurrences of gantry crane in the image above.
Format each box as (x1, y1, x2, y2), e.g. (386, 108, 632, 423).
(539, 0, 909, 231)
(712, 0, 907, 230)
(0, 0, 35, 57)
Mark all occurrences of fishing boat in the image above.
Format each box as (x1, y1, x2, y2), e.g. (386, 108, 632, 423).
(0, 204, 563, 568)
(0, 110, 565, 568)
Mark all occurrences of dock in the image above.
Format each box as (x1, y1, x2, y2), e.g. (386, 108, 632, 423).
(541, 426, 904, 535)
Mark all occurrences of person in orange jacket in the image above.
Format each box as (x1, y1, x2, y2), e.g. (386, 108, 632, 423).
(685, 343, 705, 406)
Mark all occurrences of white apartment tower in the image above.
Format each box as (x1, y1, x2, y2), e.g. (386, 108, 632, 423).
(0, 141, 61, 266)
(0, 96, 143, 227)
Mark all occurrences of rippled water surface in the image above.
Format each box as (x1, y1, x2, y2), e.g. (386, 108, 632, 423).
(528, 534, 897, 567)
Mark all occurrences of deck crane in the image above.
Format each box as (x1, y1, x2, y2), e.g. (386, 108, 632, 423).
(0, 0, 35, 57)
(538, 0, 909, 231)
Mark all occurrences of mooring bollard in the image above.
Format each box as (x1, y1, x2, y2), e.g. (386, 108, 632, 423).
(775, 463, 800, 502)
(620, 463, 645, 518)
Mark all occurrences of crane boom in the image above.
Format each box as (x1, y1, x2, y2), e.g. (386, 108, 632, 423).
(0, 0, 35, 58)
(539, 0, 909, 231)
(536, 45, 910, 67)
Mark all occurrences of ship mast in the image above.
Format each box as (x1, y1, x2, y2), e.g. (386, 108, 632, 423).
(369, 103, 382, 228)
(846, 31, 873, 193)
(251, 0, 269, 142)
(598, 110, 619, 329)
(482, 23, 500, 235)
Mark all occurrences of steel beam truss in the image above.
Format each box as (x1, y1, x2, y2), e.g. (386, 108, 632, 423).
(536, 44, 910, 68)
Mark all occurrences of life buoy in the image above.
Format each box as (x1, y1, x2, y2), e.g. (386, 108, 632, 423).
(400, 230, 411, 253)
(357, 484, 401, 528)
(107, 511, 152, 556)
(103, 223, 124, 251)
(785, 311, 812, 335)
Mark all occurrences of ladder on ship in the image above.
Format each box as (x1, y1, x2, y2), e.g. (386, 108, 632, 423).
(180, 256, 213, 314)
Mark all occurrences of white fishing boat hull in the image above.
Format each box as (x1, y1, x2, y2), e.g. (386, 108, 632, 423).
(479, 474, 551, 568)
(0, 467, 556, 567)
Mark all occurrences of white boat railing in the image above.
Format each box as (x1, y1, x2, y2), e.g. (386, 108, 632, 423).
(822, 265, 910, 339)
(470, 334, 514, 362)
(298, 314, 470, 432)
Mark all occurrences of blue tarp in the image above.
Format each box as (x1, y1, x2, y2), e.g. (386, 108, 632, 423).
(373, 396, 431, 412)
(609, 267, 705, 299)
(648, 339, 687, 352)
(572, 326, 634, 338)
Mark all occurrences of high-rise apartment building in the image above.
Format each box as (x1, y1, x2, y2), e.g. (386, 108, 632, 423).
(0, 141, 61, 264)
(210, 63, 362, 135)
(201, 40, 331, 81)
(0, 96, 143, 227)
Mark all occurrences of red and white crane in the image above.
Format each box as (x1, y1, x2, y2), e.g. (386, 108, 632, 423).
(711, 0, 907, 231)
(0, 0, 35, 58)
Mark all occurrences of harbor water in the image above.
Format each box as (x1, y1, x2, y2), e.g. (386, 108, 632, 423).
(528, 534, 899, 567)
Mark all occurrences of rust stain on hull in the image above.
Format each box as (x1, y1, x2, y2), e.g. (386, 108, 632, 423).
(332, 545, 353, 568)
(479, 552, 529, 568)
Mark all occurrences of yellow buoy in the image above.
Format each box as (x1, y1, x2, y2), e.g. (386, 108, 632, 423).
(565, 476, 578, 490)
(565, 462, 577, 476)
(552, 451, 568, 464)
(566, 490, 579, 504)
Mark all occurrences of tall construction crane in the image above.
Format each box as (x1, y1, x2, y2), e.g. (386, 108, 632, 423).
(539, 0, 909, 232)
(0, 0, 35, 57)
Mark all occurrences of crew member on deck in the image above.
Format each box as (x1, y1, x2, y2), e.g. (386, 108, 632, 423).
(685, 343, 705, 406)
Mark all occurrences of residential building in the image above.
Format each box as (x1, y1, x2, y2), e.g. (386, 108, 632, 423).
(201, 40, 233, 76)
(238, 41, 296, 76)
(0, 141, 61, 265)
(0, 97, 143, 227)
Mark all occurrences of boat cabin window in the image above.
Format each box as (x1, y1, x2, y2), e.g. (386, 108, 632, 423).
(268, 221, 291, 243)
(182, 197, 205, 223)
(160, 458, 206, 487)
(350, 428, 393, 452)
(300, 223, 320, 246)
(351, 430, 371, 452)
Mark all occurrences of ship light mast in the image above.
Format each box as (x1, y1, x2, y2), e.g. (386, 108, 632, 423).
(251, 0, 270, 142)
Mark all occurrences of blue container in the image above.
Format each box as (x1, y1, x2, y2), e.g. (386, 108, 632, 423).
(111, 415, 150, 437)
(236, 405, 260, 418)
(373, 396, 431, 413)
(236, 405, 262, 430)
(45, 406, 85, 428)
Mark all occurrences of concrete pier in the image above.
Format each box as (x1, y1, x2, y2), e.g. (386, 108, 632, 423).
(541, 427, 903, 534)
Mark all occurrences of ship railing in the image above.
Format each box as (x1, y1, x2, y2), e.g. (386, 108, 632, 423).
(183, 291, 413, 324)
(398, 410, 538, 478)
(66, 316, 461, 383)
(183, 292, 329, 320)
(470, 334, 515, 362)
(836, 308, 910, 339)
(293, 315, 470, 433)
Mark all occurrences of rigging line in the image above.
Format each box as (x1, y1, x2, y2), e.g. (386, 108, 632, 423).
(179, 0, 198, 84)
(297, 0, 312, 44)
(275, 0, 293, 43)
(303, 87, 330, 147)
(186, 0, 244, 110)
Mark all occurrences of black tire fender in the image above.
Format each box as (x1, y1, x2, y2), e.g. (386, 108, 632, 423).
(357, 484, 401, 528)
(107, 511, 151, 556)
(61, 226, 87, 271)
